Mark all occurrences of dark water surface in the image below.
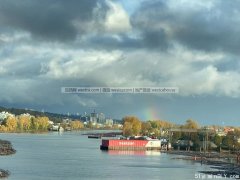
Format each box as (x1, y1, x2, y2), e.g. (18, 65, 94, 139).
(0, 132, 216, 180)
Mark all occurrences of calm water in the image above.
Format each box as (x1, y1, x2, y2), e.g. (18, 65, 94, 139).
(0, 132, 216, 180)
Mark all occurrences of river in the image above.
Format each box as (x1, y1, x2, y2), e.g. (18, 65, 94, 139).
(0, 132, 219, 180)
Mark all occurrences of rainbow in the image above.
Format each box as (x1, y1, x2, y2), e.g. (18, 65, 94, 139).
(142, 107, 161, 121)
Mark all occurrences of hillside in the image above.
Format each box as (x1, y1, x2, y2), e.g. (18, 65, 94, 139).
(0, 106, 122, 124)
(0, 106, 79, 123)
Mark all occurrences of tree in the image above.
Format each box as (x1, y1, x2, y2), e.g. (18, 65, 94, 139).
(222, 131, 239, 150)
(6, 116, 17, 131)
(123, 121, 133, 136)
(31, 117, 39, 130)
(37, 116, 50, 131)
(183, 119, 199, 129)
(213, 135, 223, 147)
(18, 115, 31, 131)
(122, 116, 141, 136)
(31, 116, 49, 131)
(0, 125, 8, 132)
(86, 121, 93, 129)
(172, 131, 182, 142)
(142, 120, 173, 137)
(70, 120, 84, 130)
(141, 121, 152, 136)
(222, 133, 234, 149)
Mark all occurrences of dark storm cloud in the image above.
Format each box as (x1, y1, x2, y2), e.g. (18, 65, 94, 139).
(83, 30, 169, 51)
(85, 35, 141, 50)
(142, 29, 169, 50)
(132, 0, 240, 53)
(0, 0, 103, 41)
(130, 0, 171, 50)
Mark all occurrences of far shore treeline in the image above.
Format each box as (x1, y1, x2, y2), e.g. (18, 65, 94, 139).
(0, 115, 84, 133)
(122, 116, 240, 151)
(0, 115, 50, 132)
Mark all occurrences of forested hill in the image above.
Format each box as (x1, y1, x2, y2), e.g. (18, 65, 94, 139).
(0, 106, 122, 124)
(0, 106, 80, 123)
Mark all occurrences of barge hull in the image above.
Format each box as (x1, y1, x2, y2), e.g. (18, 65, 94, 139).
(100, 139, 161, 151)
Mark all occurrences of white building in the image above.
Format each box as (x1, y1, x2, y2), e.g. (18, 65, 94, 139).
(105, 118, 113, 126)
(62, 118, 72, 124)
(98, 113, 106, 124)
(0, 111, 15, 120)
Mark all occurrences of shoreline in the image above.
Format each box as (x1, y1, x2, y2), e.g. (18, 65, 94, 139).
(0, 139, 16, 179)
(0, 169, 9, 178)
(166, 150, 240, 178)
(0, 140, 16, 156)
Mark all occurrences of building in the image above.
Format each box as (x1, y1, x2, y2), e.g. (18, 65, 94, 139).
(0, 111, 15, 121)
(62, 118, 72, 124)
(80, 114, 89, 122)
(105, 118, 113, 127)
(224, 127, 234, 134)
(90, 111, 98, 124)
(98, 113, 106, 124)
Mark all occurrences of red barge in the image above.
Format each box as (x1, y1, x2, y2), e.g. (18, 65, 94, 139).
(100, 139, 161, 150)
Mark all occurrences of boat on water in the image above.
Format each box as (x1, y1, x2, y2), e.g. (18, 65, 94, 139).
(87, 133, 118, 139)
(88, 135, 102, 139)
(100, 138, 161, 151)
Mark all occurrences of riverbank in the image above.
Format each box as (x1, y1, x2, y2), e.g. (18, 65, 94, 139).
(0, 140, 16, 155)
(83, 131, 122, 139)
(0, 169, 9, 178)
(0, 139, 15, 178)
(167, 150, 240, 178)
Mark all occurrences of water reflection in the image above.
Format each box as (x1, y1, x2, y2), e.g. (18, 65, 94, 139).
(107, 150, 161, 156)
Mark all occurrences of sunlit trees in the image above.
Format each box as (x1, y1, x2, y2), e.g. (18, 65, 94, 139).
(70, 120, 84, 130)
(140, 120, 173, 137)
(155, 120, 173, 129)
(31, 117, 39, 130)
(141, 121, 152, 136)
(18, 115, 31, 131)
(85, 121, 93, 129)
(6, 116, 17, 131)
(0, 125, 8, 132)
(123, 116, 141, 136)
(183, 119, 199, 129)
(123, 121, 133, 136)
(0, 115, 50, 132)
(31, 116, 49, 131)
(37, 117, 49, 131)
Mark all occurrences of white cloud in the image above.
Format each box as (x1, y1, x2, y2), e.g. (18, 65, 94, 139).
(168, 0, 215, 11)
(44, 49, 122, 79)
(104, 0, 132, 33)
(0, 31, 30, 43)
(76, 96, 98, 107)
(1, 27, 240, 111)
(0, 66, 7, 75)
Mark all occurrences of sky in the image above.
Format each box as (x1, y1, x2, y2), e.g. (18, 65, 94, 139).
(0, 0, 240, 126)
